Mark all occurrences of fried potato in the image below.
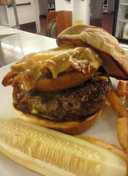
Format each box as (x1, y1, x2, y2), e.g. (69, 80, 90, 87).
(117, 117, 128, 152)
(107, 89, 128, 117)
(117, 81, 128, 97)
(106, 89, 128, 152)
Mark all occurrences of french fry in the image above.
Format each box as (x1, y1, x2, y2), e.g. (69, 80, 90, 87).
(117, 81, 128, 97)
(106, 88, 128, 117)
(106, 88, 128, 152)
(117, 117, 128, 151)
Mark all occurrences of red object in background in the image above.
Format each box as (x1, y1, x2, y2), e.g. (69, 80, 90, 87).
(47, 10, 56, 23)
(102, 13, 114, 34)
(47, 10, 56, 37)
(47, 10, 72, 37)
(56, 11, 72, 35)
(0, 0, 7, 5)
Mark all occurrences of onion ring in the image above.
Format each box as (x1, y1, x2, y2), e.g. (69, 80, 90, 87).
(35, 71, 92, 92)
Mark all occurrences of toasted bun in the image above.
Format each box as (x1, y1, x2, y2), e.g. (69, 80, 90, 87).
(14, 108, 100, 135)
(58, 25, 128, 80)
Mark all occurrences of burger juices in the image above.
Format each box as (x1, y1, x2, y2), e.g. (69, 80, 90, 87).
(2, 25, 128, 134)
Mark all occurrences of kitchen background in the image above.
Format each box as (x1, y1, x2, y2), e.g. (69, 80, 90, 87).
(0, 0, 128, 41)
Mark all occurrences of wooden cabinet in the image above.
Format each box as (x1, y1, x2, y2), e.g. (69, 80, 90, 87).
(56, 11, 72, 34)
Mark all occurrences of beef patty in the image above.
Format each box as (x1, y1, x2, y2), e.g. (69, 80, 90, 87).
(13, 77, 109, 122)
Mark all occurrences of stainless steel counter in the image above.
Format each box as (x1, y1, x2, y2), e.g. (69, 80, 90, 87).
(0, 27, 57, 67)
(0, 26, 128, 67)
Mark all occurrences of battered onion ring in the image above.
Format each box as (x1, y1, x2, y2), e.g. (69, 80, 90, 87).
(35, 71, 93, 92)
(2, 71, 17, 86)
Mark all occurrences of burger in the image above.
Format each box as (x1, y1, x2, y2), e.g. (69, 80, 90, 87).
(2, 25, 128, 134)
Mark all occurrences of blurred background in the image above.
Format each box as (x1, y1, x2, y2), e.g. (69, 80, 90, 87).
(0, 0, 128, 42)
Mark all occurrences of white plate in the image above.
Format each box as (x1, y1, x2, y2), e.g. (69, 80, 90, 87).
(0, 64, 120, 176)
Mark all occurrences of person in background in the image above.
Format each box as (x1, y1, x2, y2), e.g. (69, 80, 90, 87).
(39, 0, 55, 35)
(38, 0, 48, 35)
(90, 0, 103, 27)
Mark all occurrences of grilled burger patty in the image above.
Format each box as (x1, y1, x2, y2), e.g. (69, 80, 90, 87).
(13, 77, 109, 122)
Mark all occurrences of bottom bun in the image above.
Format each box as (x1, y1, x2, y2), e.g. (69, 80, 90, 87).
(14, 108, 101, 135)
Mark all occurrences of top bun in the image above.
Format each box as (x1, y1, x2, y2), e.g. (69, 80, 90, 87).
(57, 25, 128, 80)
